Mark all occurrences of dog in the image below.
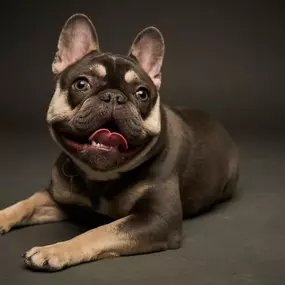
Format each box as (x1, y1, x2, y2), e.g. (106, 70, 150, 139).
(0, 14, 239, 271)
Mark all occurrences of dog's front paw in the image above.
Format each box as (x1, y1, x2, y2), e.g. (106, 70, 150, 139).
(23, 243, 71, 272)
(0, 211, 12, 235)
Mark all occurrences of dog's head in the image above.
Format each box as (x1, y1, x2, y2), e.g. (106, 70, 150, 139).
(47, 14, 165, 178)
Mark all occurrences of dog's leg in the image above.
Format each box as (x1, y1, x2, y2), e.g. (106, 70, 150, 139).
(23, 180, 182, 271)
(0, 190, 67, 234)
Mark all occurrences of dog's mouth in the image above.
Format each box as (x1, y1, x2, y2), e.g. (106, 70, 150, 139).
(59, 122, 130, 153)
(52, 119, 153, 171)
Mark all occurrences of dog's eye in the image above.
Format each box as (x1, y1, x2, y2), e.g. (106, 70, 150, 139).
(72, 78, 91, 92)
(135, 87, 149, 101)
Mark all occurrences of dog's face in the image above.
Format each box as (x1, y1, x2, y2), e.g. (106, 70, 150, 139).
(47, 14, 165, 174)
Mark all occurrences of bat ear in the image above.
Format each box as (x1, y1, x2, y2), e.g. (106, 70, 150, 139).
(128, 27, 165, 89)
(52, 14, 100, 74)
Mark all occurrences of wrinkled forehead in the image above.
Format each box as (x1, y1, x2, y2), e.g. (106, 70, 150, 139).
(60, 52, 154, 87)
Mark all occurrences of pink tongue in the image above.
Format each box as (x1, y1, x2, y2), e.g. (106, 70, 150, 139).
(89, 129, 128, 150)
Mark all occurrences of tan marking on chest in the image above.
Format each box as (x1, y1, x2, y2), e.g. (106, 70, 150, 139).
(95, 197, 112, 216)
(95, 182, 151, 218)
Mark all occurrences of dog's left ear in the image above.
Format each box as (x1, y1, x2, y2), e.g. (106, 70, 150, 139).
(52, 14, 100, 74)
(128, 27, 165, 89)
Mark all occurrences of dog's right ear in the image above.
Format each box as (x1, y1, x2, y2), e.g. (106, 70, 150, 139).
(52, 14, 100, 74)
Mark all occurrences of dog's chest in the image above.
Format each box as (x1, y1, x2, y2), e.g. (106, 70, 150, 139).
(50, 179, 115, 217)
(50, 156, 149, 218)
(84, 179, 145, 218)
(84, 180, 117, 217)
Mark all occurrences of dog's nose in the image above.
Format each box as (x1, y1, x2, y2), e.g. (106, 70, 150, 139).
(115, 94, 127, 104)
(99, 93, 111, 102)
(99, 92, 127, 105)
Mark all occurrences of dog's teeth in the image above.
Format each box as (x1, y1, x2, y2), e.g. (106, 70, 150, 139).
(91, 141, 112, 149)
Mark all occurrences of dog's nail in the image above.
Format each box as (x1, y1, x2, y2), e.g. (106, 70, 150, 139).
(43, 260, 49, 267)
(24, 252, 33, 261)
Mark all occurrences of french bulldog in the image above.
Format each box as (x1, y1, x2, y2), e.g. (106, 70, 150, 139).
(0, 14, 239, 271)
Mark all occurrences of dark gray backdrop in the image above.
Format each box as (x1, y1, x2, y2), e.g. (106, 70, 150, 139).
(1, 0, 284, 133)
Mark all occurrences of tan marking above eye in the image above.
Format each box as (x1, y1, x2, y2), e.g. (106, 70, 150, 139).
(90, 64, 107, 77)
(124, 70, 139, 83)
